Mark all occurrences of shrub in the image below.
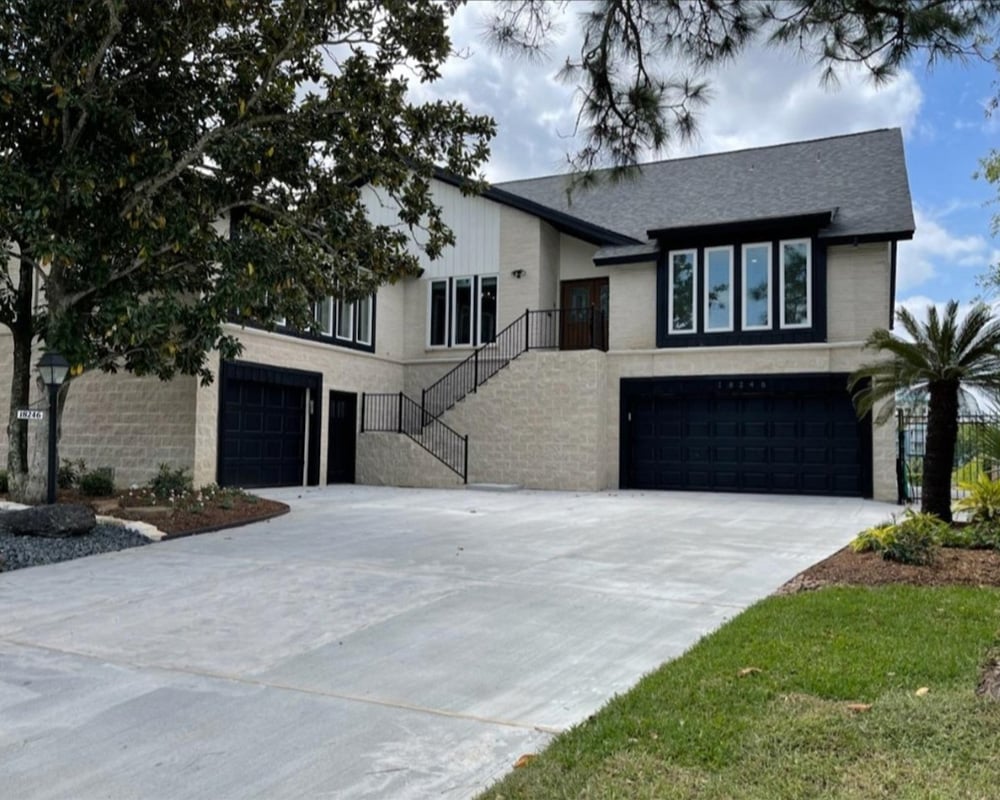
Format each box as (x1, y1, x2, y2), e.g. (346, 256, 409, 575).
(883, 518, 939, 566)
(0, 469, 8, 494)
(80, 467, 115, 497)
(850, 510, 945, 565)
(851, 522, 897, 553)
(58, 458, 86, 490)
(964, 521, 1000, 550)
(953, 474, 1000, 522)
(149, 463, 193, 499)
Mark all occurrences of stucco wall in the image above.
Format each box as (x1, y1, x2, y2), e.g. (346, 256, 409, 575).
(608, 264, 657, 350)
(559, 234, 599, 281)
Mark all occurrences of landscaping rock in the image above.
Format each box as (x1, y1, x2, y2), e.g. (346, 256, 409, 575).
(0, 504, 97, 537)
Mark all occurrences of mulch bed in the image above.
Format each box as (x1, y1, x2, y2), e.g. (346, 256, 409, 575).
(1, 489, 288, 538)
(778, 546, 1000, 594)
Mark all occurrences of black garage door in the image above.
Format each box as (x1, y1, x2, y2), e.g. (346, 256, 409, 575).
(621, 374, 871, 497)
(218, 361, 321, 488)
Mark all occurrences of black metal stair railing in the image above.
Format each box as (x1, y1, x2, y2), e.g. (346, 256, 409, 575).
(421, 307, 606, 420)
(361, 392, 468, 481)
(358, 307, 606, 483)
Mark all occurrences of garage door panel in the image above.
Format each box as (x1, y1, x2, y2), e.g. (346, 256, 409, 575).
(220, 375, 306, 488)
(623, 374, 867, 497)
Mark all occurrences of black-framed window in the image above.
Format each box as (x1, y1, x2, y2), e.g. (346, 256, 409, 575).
(428, 275, 499, 348)
(308, 295, 375, 351)
(656, 236, 826, 348)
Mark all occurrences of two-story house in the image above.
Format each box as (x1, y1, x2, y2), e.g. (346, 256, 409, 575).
(0, 128, 913, 501)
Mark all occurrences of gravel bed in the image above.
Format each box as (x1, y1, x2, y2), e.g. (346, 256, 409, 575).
(0, 523, 151, 573)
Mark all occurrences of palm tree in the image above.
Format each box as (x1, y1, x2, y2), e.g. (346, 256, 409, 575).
(849, 301, 1000, 523)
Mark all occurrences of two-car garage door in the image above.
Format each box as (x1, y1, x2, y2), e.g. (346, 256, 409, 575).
(621, 374, 871, 497)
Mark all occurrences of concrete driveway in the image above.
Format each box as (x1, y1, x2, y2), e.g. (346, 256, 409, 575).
(0, 486, 893, 799)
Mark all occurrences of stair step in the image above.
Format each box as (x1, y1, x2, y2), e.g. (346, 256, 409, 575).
(466, 483, 523, 492)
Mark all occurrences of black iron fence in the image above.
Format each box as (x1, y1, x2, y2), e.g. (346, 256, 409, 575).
(897, 410, 1000, 502)
(361, 392, 468, 482)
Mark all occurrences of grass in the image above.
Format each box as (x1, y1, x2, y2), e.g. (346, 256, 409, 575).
(480, 586, 1000, 799)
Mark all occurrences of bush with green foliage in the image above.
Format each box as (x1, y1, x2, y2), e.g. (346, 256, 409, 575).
(79, 467, 115, 497)
(149, 464, 193, 499)
(851, 509, 946, 565)
(57, 458, 86, 490)
(953, 474, 1000, 522)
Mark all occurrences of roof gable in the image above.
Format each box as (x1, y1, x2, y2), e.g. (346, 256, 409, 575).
(495, 128, 915, 244)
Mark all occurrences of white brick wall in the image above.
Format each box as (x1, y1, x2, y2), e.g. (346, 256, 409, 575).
(0, 333, 197, 487)
(827, 242, 892, 341)
(368, 350, 608, 491)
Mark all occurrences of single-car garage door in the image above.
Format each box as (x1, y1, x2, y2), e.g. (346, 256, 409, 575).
(621, 374, 871, 497)
(218, 361, 321, 488)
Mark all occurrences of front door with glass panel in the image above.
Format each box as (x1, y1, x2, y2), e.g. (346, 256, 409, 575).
(560, 278, 609, 350)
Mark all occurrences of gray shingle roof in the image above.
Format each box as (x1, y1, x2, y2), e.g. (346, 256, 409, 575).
(496, 128, 914, 243)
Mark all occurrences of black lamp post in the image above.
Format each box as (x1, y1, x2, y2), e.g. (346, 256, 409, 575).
(37, 351, 70, 505)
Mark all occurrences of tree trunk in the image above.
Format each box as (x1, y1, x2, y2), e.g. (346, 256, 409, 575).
(5, 324, 35, 501)
(922, 380, 959, 522)
(5, 248, 39, 503)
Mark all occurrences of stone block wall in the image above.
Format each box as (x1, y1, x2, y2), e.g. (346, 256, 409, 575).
(60, 370, 197, 486)
(0, 333, 197, 487)
(355, 431, 464, 488)
(433, 349, 607, 490)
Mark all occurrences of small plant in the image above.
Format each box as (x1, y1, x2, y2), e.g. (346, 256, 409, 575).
(0, 469, 8, 494)
(58, 458, 86, 490)
(850, 509, 945, 565)
(964, 521, 1000, 551)
(149, 463, 193, 499)
(79, 467, 115, 497)
(953, 474, 1000, 522)
(851, 522, 897, 553)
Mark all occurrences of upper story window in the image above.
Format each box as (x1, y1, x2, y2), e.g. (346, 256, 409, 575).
(668, 250, 696, 334)
(657, 237, 820, 347)
(309, 294, 375, 351)
(741, 243, 771, 330)
(780, 239, 811, 328)
(428, 274, 499, 348)
(704, 246, 733, 332)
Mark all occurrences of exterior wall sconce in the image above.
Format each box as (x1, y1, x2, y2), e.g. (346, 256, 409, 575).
(511, 269, 526, 279)
(37, 350, 69, 505)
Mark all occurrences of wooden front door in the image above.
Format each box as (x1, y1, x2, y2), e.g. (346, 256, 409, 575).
(326, 390, 357, 484)
(560, 278, 609, 350)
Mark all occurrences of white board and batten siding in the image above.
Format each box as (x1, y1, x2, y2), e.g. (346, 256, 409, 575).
(362, 181, 500, 278)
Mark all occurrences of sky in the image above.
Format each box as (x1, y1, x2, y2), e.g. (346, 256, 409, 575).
(408, 2, 1000, 318)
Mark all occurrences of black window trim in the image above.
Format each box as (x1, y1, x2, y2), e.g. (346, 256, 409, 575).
(656, 234, 827, 348)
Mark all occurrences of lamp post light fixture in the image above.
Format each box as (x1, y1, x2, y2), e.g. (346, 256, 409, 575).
(37, 350, 70, 505)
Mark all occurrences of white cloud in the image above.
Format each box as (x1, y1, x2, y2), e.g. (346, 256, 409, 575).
(421, 4, 928, 180)
(673, 47, 924, 158)
(896, 209, 997, 291)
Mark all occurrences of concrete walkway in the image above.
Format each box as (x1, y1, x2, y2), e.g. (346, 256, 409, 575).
(0, 486, 893, 799)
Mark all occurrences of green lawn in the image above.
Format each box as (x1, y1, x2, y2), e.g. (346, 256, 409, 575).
(481, 587, 1000, 800)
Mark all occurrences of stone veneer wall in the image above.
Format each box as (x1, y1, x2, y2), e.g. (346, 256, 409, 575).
(433, 349, 607, 490)
(60, 371, 197, 486)
(355, 432, 464, 488)
(0, 332, 197, 487)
